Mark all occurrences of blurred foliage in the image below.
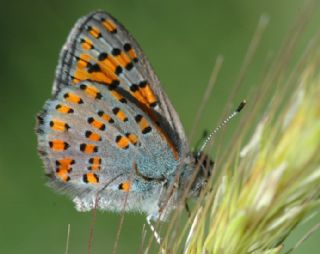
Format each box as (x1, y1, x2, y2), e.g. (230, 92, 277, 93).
(169, 39, 320, 254)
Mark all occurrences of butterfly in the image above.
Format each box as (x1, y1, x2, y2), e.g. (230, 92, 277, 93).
(36, 10, 213, 222)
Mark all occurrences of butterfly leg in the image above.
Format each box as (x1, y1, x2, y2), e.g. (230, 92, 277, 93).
(184, 199, 191, 218)
(146, 214, 162, 245)
(157, 180, 178, 221)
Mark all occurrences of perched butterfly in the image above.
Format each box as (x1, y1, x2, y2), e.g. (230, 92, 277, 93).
(36, 10, 214, 222)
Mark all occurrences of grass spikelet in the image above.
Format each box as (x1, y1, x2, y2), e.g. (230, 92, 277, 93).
(160, 33, 320, 254)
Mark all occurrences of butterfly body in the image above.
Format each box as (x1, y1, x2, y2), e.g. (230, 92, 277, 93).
(36, 11, 212, 220)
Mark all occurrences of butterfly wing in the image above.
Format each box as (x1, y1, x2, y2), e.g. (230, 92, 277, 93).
(54, 10, 189, 156)
(37, 80, 180, 214)
(36, 11, 189, 216)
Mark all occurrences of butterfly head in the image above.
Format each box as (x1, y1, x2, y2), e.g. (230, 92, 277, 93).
(179, 152, 214, 198)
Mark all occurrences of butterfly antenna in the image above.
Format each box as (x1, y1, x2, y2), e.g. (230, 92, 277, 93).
(198, 100, 247, 155)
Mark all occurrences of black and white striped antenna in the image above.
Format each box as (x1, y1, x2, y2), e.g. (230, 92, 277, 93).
(198, 100, 247, 155)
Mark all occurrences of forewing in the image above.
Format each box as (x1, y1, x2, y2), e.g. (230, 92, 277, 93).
(54, 10, 189, 156)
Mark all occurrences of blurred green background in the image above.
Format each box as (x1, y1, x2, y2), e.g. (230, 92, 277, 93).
(0, 0, 319, 253)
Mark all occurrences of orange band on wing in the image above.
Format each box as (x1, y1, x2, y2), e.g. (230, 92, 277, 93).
(110, 90, 126, 103)
(73, 54, 119, 86)
(113, 107, 128, 122)
(130, 82, 158, 108)
(127, 48, 138, 61)
(119, 181, 131, 192)
(64, 93, 83, 104)
(115, 135, 130, 149)
(80, 143, 98, 154)
(88, 157, 101, 171)
(85, 130, 101, 141)
(56, 158, 74, 171)
(56, 104, 74, 114)
(88, 117, 105, 131)
(133, 85, 178, 159)
(102, 19, 117, 33)
(74, 68, 113, 84)
(81, 38, 93, 50)
(49, 140, 69, 151)
(88, 26, 101, 38)
(100, 55, 119, 74)
(140, 83, 157, 107)
(114, 52, 131, 69)
(50, 120, 69, 132)
(83, 172, 99, 183)
(56, 168, 70, 182)
(97, 111, 114, 123)
(125, 133, 138, 145)
(80, 84, 102, 99)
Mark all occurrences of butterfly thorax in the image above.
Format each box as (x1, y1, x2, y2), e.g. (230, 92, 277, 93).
(149, 152, 213, 220)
